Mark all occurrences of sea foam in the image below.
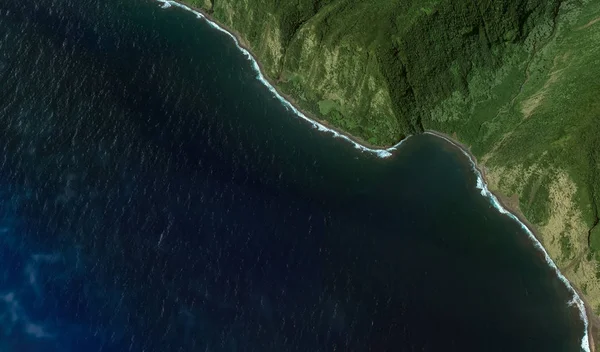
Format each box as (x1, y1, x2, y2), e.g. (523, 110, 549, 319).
(156, 2, 590, 350)
(155, 0, 409, 159)
(424, 131, 590, 352)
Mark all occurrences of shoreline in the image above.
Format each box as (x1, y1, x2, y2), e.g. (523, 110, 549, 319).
(156, 0, 410, 158)
(155, 1, 592, 350)
(424, 131, 539, 234)
(424, 130, 593, 352)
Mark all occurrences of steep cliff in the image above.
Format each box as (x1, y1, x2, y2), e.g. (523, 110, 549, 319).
(187, 0, 564, 146)
(183, 0, 600, 341)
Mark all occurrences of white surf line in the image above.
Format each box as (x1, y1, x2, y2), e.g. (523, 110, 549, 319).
(425, 131, 591, 352)
(153, 4, 590, 346)
(156, 0, 410, 158)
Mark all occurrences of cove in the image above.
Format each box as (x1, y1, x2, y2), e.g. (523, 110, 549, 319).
(0, 0, 588, 351)
(154, 1, 591, 349)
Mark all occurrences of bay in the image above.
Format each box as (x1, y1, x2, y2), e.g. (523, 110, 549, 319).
(0, 0, 585, 350)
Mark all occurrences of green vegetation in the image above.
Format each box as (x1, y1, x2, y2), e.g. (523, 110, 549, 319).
(189, 0, 563, 145)
(182, 0, 600, 339)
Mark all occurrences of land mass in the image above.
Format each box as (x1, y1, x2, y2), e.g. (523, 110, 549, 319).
(176, 0, 600, 348)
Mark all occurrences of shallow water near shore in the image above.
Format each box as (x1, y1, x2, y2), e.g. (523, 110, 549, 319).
(0, 0, 588, 351)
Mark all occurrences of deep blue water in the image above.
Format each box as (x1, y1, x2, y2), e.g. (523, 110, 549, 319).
(0, 0, 586, 351)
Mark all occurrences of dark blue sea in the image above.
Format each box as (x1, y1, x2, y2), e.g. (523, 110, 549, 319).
(0, 0, 587, 351)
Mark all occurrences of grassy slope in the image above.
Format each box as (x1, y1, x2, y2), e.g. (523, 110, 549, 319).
(478, 0, 600, 316)
(185, 0, 600, 331)
(187, 0, 565, 145)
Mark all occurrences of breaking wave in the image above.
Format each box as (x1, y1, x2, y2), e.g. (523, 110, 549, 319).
(425, 131, 590, 352)
(155, 0, 409, 159)
(154, 2, 590, 350)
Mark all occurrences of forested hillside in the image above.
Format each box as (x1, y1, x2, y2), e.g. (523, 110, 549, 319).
(182, 0, 600, 338)
(187, 0, 566, 146)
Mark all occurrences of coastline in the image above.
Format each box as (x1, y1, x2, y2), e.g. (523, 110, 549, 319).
(423, 130, 593, 352)
(423, 131, 539, 235)
(155, 1, 592, 350)
(156, 0, 410, 158)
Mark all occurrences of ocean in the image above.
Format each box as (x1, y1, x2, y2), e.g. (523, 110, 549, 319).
(0, 0, 587, 351)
